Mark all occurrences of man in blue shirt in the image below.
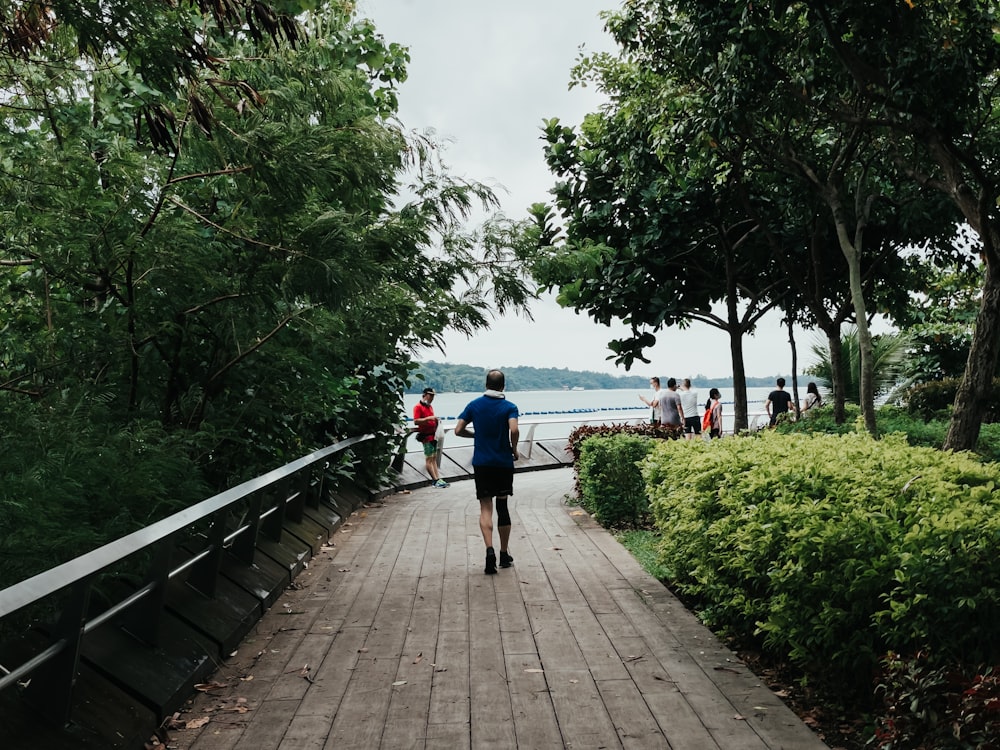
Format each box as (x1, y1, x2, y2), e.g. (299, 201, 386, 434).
(454, 370, 520, 575)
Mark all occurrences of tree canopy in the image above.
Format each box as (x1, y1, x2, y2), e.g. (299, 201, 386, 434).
(535, 0, 991, 443)
(0, 1, 537, 585)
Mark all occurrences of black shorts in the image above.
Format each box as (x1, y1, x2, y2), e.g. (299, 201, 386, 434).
(473, 465, 514, 499)
(684, 416, 702, 434)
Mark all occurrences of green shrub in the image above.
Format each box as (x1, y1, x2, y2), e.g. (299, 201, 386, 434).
(904, 378, 960, 421)
(567, 421, 681, 463)
(642, 431, 1000, 684)
(872, 652, 1000, 750)
(781, 403, 1000, 462)
(577, 434, 656, 527)
(777, 402, 861, 435)
(904, 378, 1000, 424)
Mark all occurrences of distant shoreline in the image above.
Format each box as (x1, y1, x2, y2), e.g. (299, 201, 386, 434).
(408, 361, 789, 395)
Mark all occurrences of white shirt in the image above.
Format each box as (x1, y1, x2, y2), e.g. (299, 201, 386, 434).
(679, 388, 699, 418)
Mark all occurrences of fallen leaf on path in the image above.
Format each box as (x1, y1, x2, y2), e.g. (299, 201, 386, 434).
(392, 680, 407, 686)
(194, 682, 229, 692)
(524, 668, 544, 673)
(413, 653, 423, 664)
(186, 716, 210, 730)
(548, 547, 563, 551)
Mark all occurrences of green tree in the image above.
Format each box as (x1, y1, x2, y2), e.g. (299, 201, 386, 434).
(0, 3, 538, 579)
(534, 52, 786, 431)
(807, 328, 909, 406)
(661, 0, 1000, 449)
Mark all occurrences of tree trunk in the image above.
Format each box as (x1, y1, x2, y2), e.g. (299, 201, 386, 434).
(787, 314, 800, 416)
(729, 327, 749, 432)
(815, 320, 846, 423)
(944, 264, 1000, 450)
(830, 193, 877, 435)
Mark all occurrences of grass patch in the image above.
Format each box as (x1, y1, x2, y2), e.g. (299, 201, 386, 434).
(615, 529, 671, 580)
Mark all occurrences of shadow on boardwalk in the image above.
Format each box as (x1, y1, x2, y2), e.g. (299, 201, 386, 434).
(168, 468, 828, 750)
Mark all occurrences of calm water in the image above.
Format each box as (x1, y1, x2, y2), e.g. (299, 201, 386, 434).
(403, 386, 776, 447)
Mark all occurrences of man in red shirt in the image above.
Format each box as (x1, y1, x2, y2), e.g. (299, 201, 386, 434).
(414, 387, 448, 488)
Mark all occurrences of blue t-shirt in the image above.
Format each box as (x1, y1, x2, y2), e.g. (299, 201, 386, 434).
(458, 395, 519, 467)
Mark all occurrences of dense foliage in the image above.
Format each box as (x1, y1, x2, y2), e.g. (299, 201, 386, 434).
(643, 431, 1000, 687)
(573, 415, 1000, 748)
(0, 3, 537, 587)
(873, 652, 1000, 750)
(536, 0, 1000, 449)
(576, 434, 654, 527)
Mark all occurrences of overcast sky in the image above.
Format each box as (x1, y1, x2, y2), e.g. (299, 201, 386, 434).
(358, 0, 811, 380)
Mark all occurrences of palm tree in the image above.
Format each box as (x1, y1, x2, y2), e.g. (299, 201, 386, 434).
(807, 327, 909, 405)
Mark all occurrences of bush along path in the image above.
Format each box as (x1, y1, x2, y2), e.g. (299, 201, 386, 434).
(573, 423, 1000, 749)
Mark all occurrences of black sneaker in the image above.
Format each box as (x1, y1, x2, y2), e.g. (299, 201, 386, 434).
(499, 550, 514, 568)
(485, 547, 497, 575)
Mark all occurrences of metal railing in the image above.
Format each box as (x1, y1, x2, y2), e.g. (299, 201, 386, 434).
(0, 433, 373, 725)
(407, 408, 773, 462)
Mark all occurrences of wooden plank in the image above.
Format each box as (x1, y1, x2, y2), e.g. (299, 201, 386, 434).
(424, 722, 471, 750)
(504, 653, 563, 748)
(231, 699, 297, 750)
(495, 589, 535, 656)
(279, 715, 329, 750)
(544, 667, 622, 749)
(295, 626, 368, 719)
(381, 507, 438, 750)
(428, 627, 470, 727)
(317, 503, 421, 748)
(609, 585, 817, 749)
(524, 602, 587, 672)
(596, 677, 673, 749)
(468, 597, 516, 747)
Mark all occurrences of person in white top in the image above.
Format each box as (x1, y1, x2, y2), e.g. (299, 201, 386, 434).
(801, 381, 823, 413)
(639, 376, 662, 424)
(679, 378, 700, 439)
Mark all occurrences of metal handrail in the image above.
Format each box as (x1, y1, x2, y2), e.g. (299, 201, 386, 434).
(403, 409, 772, 470)
(0, 433, 374, 723)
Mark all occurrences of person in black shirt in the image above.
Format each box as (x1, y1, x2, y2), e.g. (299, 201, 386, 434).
(765, 377, 793, 426)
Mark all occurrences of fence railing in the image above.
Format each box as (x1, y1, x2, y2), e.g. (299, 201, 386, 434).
(0, 433, 373, 726)
(405, 408, 772, 463)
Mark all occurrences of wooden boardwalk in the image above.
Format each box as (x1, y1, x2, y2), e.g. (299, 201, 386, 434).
(168, 468, 829, 750)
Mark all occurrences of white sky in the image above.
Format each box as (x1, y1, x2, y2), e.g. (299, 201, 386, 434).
(359, 0, 814, 380)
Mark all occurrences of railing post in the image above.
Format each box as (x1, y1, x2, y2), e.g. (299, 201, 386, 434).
(231, 491, 263, 565)
(188, 510, 226, 598)
(286, 471, 307, 524)
(123, 538, 174, 646)
(261, 478, 288, 542)
(524, 423, 538, 459)
(23, 578, 92, 724)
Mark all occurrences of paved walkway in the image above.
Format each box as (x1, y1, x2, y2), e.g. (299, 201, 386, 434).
(168, 468, 829, 750)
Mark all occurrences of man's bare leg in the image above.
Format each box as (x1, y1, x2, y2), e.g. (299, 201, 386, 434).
(480, 498, 497, 574)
